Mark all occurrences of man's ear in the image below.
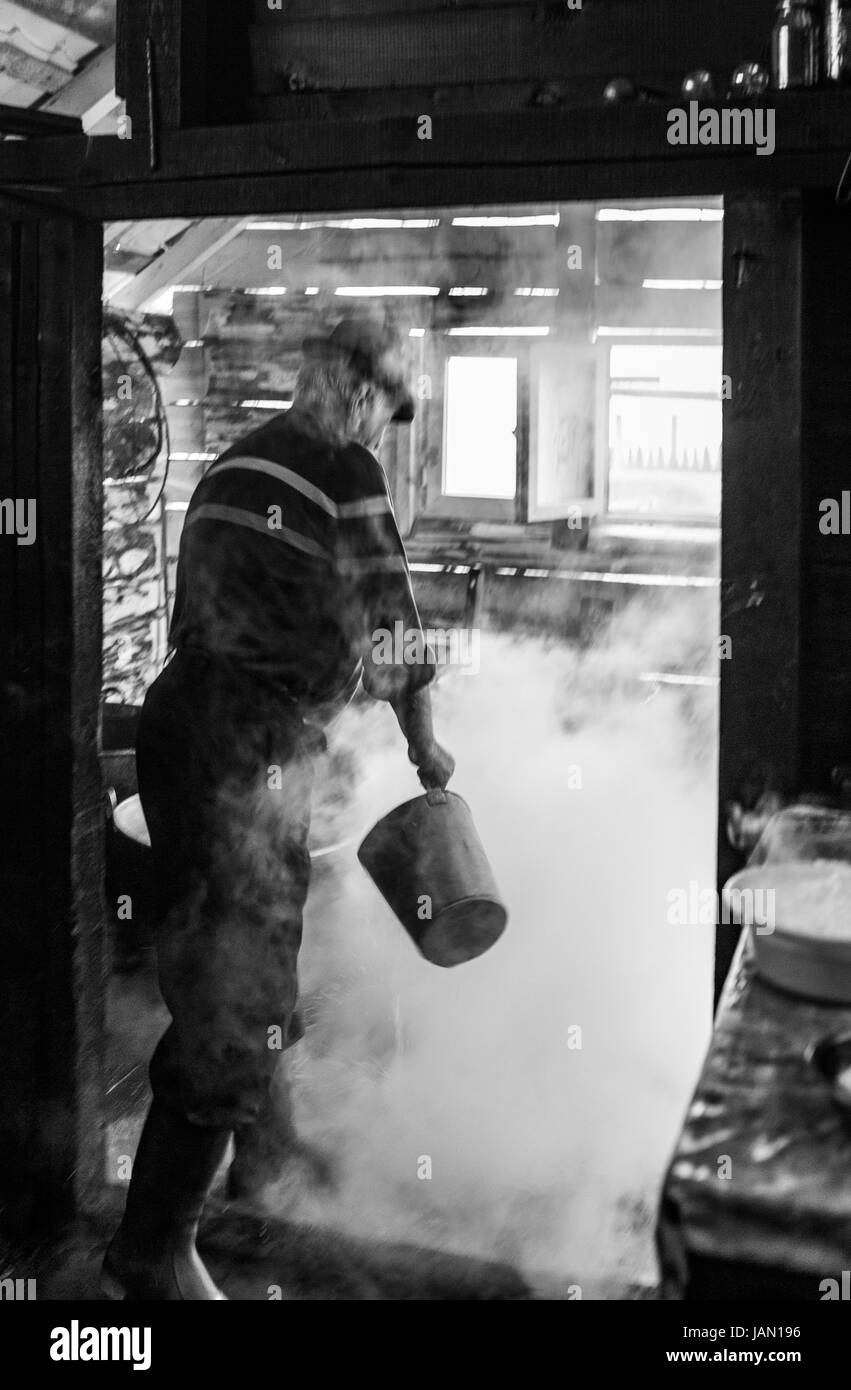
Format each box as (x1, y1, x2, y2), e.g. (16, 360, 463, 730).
(353, 382, 374, 413)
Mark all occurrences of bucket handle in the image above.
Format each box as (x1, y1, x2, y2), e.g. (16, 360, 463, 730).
(426, 787, 448, 807)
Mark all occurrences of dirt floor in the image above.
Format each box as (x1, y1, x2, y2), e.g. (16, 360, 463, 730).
(17, 1206, 658, 1301)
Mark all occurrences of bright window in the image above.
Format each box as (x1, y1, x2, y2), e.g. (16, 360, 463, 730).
(443, 356, 518, 499)
(607, 345, 722, 518)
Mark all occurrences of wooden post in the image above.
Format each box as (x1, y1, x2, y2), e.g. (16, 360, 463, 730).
(115, 0, 252, 139)
(0, 214, 105, 1236)
(715, 192, 804, 1002)
(799, 191, 851, 792)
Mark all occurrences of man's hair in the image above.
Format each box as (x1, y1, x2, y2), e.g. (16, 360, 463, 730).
(294, 352, 373, 420)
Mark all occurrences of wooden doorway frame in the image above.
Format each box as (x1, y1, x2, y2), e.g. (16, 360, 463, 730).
(0, 119, 835, 1223)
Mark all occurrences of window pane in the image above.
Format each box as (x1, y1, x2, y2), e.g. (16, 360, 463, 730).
(608, 345, 722, 518)
(444, 356, 517, 499)
(531, 348, 597, 516)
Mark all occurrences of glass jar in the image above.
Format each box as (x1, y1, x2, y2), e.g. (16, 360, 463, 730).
(825, 0, 851, 82)
(750, 803, 851, 866)
(771, 0, 820, 88)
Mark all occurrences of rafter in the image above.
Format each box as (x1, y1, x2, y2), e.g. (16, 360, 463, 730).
(14, 0, 114, 50)
(0, 36, 70, 94)
(107, 217, 252, 314)
(42, 43, 115, 121)
(0, 100, 79, 134)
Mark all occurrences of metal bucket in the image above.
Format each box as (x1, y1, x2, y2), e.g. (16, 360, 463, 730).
(357, 790, 508, 967)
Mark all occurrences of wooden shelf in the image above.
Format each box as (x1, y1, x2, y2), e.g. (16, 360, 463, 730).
(2, 90, 851, 220)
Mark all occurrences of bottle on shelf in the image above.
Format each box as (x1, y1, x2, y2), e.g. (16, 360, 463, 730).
(824, 0, 851, 83)
(771, 0, 820, 89)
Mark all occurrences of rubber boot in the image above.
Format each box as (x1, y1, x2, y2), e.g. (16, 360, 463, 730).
(101, 1100, 231, 1300)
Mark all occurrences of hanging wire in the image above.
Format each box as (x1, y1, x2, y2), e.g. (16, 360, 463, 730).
(102, 309, 172, 523)
(138, 391, 171, 524)
(835, 149, 851, 205)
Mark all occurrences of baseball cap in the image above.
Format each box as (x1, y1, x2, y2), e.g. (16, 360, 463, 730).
(302, 316, 416, 422)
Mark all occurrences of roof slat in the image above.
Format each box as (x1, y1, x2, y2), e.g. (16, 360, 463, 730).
(42, 43, 114, 118)
(0, 37, 71, 95)
(14, 0, 114, 50)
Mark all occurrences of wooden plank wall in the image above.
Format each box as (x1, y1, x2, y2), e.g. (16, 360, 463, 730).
(716, 189, 851, 1001)
(0, 214, 105, 1233)
(248, 0, 777, 120)
(116, 0, 253, 134)
(800, 191, 851, 792)
(117, 0, 778, 129)
(715, 192, 804, 998)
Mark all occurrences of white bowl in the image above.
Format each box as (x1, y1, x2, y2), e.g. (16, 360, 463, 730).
(723, 863, 851, 1004)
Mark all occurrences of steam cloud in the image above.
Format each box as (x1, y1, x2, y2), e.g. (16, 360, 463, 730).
(279, 594, 717, 1291)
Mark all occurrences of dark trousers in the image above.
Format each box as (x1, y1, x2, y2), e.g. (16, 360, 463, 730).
(136, 650, 322, 1130)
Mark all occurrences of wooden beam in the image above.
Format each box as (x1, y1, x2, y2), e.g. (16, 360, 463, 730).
(195, 253, 555, 293)
(0, 94, 846, 223)
(16, 0, 115, 48)
(2, 93, 851, 192)
(0, 38, 71, 95)
(0, 103, 80, 136)
(115, 0, 187, 140)
(6, 153, 850, 224)
(115, 0, 251, 134)
(799, 191, 851, 792)
(254, 0, 582, 13)
(3, 152, 848, 225)
(0, 213, 105, 1232)
(42, 44, 116, 121)
(247, 82, 617, 124)
(715, 191, 803, 1002)
(207, 224, 559, 268)
(107, 216, 250, 311)
(248, 0, 773, 93)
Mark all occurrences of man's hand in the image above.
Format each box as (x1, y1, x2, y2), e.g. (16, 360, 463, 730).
(408, 740, 456, 792)
(390, 685, 454, 791)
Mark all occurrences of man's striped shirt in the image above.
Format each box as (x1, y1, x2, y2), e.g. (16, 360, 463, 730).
(169, 410, 435, 716)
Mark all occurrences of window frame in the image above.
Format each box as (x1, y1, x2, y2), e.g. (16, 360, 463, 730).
(418, 333, 723, 530)
(527, 340, 609, 522)
(420, 334, 530, 522)
(602, 332, 724, 528)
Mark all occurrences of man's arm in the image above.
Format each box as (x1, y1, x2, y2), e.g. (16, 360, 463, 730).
(389, 684, 456, 793)
(334, 449, 455, 790)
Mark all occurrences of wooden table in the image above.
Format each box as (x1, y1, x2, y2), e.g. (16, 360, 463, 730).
(658, 935, 851, 1300)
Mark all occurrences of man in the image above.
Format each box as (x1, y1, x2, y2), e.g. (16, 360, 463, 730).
(102, 316, 455, 1300)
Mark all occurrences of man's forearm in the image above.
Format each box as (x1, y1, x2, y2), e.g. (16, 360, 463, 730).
(389, 683, 456, 792)
(390, 685, 435, 763)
